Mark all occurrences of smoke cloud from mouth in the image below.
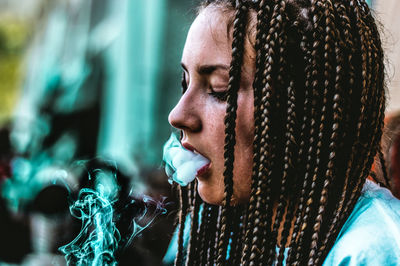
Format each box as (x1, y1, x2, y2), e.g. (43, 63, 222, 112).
(162, 133, 210, 186)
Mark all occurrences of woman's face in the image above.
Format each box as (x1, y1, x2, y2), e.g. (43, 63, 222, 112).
(168, 7, 256, 205)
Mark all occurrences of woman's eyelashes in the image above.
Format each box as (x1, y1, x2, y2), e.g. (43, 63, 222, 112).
(208, 88, 228, 102)
(181, 72, 188, 94)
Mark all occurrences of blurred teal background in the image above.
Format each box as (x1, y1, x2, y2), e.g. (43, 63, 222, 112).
(0, 0, 198, 264)
(1, 0, 196, 167)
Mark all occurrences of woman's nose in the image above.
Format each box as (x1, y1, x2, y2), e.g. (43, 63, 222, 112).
(168, 94, 202, 132)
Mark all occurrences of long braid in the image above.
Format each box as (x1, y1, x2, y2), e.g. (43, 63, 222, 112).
(319, 2, 385, 263)
(197, 204, 210, 264)
(294, 1, 325, 263)
(286, 34, 312, 265)
(247, 1, 285, 264)
(343, 0, 385, 220)
(226, 206, 243, 265)
(320, 2, 363, 248)
(175, 186, 188, 266)
(202, 205, 219, 265)
(266, 2, 290, 262)
(362, 0, 390, 188)
(186, 182, 202, 265)
(211, 206, 222, 264)
(216, 1, 248, 264)
(321, 1, 385, 264)
(307, 0, 338, 263)
(279, 74, 303, 266)
(338, 0, 376, 228)
(314, 1, 349, 260)
(197, 204, 218, 265)
(276, 20, 307, 261)
(318, 1, 355, 253)
(277, 79, 297, 265)
(247, 1, 288, 265)
(347, 0, 372, 193)
(241, 0, 273, 263)
(266, 3, 304, 264)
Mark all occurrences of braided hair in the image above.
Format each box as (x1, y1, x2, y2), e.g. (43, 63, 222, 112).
(174, 0, 386, 265)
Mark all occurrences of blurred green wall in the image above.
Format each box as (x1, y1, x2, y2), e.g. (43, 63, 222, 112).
(98, 0, 196, 167)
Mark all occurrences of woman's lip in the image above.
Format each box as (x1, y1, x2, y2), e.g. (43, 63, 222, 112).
(181, 141, 211, 161)
(181, 142, 195, 152)
(197, 163, 211, 177)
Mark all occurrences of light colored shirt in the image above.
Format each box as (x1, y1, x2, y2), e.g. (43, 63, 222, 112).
(323, 180, 400, 265)
(163, 180, 400, 265)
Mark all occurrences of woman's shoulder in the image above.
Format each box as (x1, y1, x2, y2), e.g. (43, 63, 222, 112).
(323, 180, 400, 265)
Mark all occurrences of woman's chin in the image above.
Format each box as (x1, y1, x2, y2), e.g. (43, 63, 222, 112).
(197, 180, 224, 206)
(196, 179, 249, 206)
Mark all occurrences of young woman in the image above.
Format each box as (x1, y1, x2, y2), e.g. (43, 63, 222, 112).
(167, 0, 400, 265)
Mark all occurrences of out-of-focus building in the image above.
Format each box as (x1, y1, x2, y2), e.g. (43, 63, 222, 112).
(374, 0, 400, 112)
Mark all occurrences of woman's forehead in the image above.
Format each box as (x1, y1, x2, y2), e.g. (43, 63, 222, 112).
(182, 5, 255, 80)
(193, 6, 234, 43)
(182, 7, 233, 69)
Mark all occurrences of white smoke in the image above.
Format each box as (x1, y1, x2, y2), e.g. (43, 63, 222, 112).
(162, 134, 210, 186)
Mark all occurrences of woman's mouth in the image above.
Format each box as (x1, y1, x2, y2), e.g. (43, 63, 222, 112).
(197, 162, 211, 177)
(182, 142, 211, 177)
(182, 142, 210, 162)
(182, 142, 195, 152)
(163, 134, 212, 186)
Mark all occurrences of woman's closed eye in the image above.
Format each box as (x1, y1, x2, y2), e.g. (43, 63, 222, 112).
(208, 87, 228, 102)
(180, 69, 228, 101)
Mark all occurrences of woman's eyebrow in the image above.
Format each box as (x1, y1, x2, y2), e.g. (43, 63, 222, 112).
(197, 64, 229, 75)
(180, 62, 229, 75)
